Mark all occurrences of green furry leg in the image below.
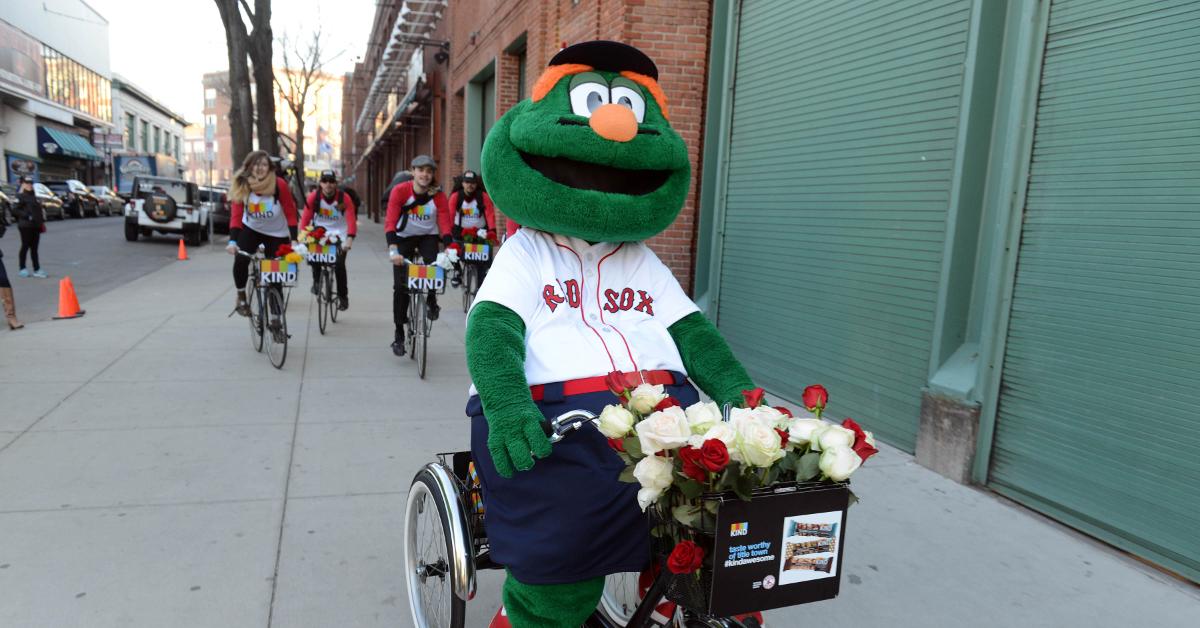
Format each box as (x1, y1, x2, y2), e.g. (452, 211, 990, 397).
(502, 571, 604, 628)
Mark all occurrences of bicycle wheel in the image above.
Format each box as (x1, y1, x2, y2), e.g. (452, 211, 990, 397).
(461, 265, 474, 313)
(265, 287, 288, 369)
(599, 571, 642, 626)
(327, 267, 339, 324)
(404, 467, 467, 628)
(317, 269, 329, 335)
(408, 293, 422, 362)
(416, 315, 428, 379)
(247, 284, 264, 353)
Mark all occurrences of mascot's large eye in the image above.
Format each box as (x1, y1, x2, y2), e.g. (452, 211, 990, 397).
(609, 86, 646, 123)
(569, 82, 610, 117)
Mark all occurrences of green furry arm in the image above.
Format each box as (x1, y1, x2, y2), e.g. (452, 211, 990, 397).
(668, 311, 755, 407)
(466, 301, 552, 478)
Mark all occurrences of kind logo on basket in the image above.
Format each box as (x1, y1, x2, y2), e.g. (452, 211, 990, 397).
(464, 243, 490, 262)
(730, 522, 749, 537)
(407, 264, 444, 291)
(306, 243, 337, 264)
(260, 260, 297, 285)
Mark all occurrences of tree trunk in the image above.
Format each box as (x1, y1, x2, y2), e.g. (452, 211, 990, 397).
(248, 0, 278, 157)
(213, 0, 253, 165)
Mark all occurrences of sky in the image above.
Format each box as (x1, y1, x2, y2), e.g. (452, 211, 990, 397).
(86, 0, 378, 127)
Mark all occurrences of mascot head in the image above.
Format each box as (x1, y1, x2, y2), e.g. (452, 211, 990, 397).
(481, 41, 691, 242)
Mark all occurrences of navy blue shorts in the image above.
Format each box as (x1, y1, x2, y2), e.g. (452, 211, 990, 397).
(466, 373, 700, 585)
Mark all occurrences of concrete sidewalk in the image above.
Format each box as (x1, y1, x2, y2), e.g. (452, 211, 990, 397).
(0, 220, 1195, 627)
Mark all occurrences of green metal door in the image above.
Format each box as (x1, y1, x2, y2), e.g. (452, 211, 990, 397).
(716, 0, 975, 450)
(991, 0, 1200, 581)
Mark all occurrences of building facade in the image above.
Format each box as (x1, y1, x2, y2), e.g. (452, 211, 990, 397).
(111, 74, 188, 181)
(0, 2, 112, 185)
(341, 0, 1199, 583)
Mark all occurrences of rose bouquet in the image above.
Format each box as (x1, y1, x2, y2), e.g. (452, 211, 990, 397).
(599, 378, 876, 577)
(273, 243, 305, 264)
(298, 225, 343, 246)
(460, 226, 497, 246)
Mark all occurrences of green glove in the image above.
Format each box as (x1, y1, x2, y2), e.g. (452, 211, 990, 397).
(669, 312, 756, 407)
(466, 301, 553, 478)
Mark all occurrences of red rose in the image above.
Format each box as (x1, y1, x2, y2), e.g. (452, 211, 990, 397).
(605, 371, 628, 397)
(842, 418, 878, 462)
(463, 227, 479, 238)
(654, 397, 681, 411)
(741, 387, 765, 408)
(448, 242, 464, 256)
(607, 438, 625, 453)
(802, 385, 829, 413)
(698, 439, 730, 472)
(667, 540, 705, 574)
(775, 428, 790, 449)
(275, 243, 293, 257)
(677, 447, 709, 483)
(311, 227, 326, 239)
(774, 406, 793, 418)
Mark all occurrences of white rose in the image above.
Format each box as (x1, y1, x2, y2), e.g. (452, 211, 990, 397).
(478, 228, 488, 239)
(597, 404, 636, 439)
(633, 454, 674, 490)
(687, 435, 706, 449)
(684, 401, 723, 435)
(787, 418, 826, 448)
(750, 405, 789, 429)
(636, 406, 691, 454)
(637, 486, 664, 511)
(732, 415, 784, 468)
(816, 424, 856, 451)
(819, 445, 862, 481)
(628, 383, 667, 415)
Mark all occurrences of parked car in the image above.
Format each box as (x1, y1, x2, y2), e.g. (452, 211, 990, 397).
(44, 179, 100, 218)
(32, 183, 64, 220)
(89, 185, 125, 216)
(199, 186, 231, 234)
(124, 175, 209, 246)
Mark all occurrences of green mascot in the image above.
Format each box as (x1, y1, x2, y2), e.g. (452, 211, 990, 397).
(468, 41, 759, 627)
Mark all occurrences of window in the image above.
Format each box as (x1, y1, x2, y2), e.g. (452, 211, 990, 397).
(140, 120, 149, 152)
(204, 88, 216, 109)
(153, 126, 161, 154)
(125, 113, 135, 149)
(517, 50, 527, 101)
(40, 44, 112, 121)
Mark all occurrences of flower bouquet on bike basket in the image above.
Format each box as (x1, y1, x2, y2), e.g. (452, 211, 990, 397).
(599, 380, 877, 618)
(449, 227, 496, 265)
(298, 225, 341, 263)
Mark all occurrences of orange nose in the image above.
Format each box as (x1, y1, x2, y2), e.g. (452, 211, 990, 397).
(589, 104, 638, 142)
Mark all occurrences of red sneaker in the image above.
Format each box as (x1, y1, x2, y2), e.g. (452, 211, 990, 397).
(488, 604, 512, 628)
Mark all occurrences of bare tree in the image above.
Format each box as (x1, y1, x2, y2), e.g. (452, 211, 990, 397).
(213, 0, 279, 162)
(276, 27, 340, 183)
(213, 0, 253, 164)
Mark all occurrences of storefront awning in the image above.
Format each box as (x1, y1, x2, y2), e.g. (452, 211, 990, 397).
(37, 127, 102, 161)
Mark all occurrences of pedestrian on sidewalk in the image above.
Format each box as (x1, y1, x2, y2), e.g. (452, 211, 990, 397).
(386, 155, 450, 356)
(226, 150, 299, 316)
(300, 170, 357, 310)
(0, 199, 23, 329)
(14, 176, 47, 279)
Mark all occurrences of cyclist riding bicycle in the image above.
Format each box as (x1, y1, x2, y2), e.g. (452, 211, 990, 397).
(448, 169, 497, 288)
(300, 169, 357, 311)
(386, 154, 451, 356)
(226, 150, 299, 316)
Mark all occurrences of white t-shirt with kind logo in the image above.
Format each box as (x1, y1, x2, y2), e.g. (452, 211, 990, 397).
(396, 194, 439, 237)
(456, 197, 488, 230)
(243, 192, 289, 237)
(470, 228, 699, 388)
(313, 195, 349, 236)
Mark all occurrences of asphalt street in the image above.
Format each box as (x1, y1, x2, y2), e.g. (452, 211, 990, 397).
(0, 215, 226, 325)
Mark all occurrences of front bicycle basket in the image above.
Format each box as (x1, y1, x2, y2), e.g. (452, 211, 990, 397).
(655, 481, 850, 617)
(259, 259, 299, 286)
(407, 263, 448, 294)
(305, 242, 338, 264)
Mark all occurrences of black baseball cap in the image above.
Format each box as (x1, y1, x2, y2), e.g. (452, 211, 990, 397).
(461, 170, 480, 184)
(548, 41, 658, 81)
(319, 170, 338, 183)
(18, 175, 33, 184)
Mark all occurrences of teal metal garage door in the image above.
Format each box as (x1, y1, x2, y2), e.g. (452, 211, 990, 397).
(991, 0, 1200, 581)
(716, 0, 974, 450)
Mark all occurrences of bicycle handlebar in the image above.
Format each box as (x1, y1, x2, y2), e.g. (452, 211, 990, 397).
(541, 410, 599, 444)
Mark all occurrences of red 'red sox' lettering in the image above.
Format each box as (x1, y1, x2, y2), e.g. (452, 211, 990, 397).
(541, 284, 656, 315)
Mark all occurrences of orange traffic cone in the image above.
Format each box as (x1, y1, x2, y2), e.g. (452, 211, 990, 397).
(53, 276, 85, 320)
(178, 239, 188, 260)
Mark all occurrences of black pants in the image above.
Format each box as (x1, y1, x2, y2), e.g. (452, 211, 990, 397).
(392, 235, 439, 333)
(0, 254, 10, 288)
(310, 250, 349, 298)
(232, 228, 290, 290)
(18, 226, 40, 271)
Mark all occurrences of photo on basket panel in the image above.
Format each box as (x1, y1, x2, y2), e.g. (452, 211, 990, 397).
(778, 510, 842, 585)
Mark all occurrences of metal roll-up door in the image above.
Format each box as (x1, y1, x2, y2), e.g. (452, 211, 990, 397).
(991, 0, 1200, 581)
(716, 0, 974, 449)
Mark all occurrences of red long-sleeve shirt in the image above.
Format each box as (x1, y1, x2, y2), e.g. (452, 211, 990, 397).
(448, 190, 496, 232)
(385, 180, 450, 244)
(300, 189, 358, 237)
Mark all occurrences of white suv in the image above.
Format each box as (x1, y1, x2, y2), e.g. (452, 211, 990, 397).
(123, 176, 210, 245)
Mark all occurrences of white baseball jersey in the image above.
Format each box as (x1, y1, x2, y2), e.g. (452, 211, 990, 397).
(312, 195, 349, 236)
(470, 228, 699, 389)
(456, 198, 488, 230)
(242, 192, 289, 237)
(396, 193, 439, 237)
